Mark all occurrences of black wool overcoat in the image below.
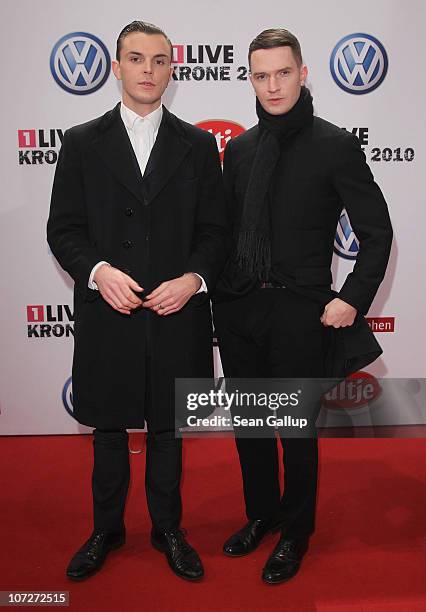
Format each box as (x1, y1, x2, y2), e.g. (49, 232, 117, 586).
(48, 103, 228, 429)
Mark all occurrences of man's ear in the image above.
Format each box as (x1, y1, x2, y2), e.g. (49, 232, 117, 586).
(112, 60, 121, 81)
(300, 64, 308, 86)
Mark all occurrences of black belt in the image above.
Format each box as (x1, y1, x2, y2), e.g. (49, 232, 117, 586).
(260, 281, 287, 289)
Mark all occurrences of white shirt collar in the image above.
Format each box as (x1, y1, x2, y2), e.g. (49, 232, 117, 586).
(120, 101, 163, 133)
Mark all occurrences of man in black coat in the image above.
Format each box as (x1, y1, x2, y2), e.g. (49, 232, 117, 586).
(212, 28, 392, 584)
(47, 21, 227, 582)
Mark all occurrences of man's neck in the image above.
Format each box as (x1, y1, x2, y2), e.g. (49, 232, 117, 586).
(121, 94, 161, 118)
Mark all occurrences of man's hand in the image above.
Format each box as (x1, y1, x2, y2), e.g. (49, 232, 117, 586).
(320, 297, 357, 328)
(94, 264, 144, 315)
(142, 273, 202, 316)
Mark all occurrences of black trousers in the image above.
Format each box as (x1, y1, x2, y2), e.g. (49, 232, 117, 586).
(214, 288, 329, 538)
(92, 356, 182, 533)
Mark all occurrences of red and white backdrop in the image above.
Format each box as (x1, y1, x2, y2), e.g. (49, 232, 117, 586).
(1, 0, 425, 434)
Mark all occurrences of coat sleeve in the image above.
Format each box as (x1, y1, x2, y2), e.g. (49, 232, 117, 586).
(185, 133, 229, 292)
(47, 128, 102, 301)
(333, 133, 393, 315)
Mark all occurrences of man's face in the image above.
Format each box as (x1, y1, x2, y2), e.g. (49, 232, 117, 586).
(249, 46, 308, 115)
(112, 32, 172, 110)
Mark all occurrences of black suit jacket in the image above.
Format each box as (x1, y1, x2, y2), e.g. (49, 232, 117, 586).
(213, 117, 393, 376)
(47, 103, 228, 429)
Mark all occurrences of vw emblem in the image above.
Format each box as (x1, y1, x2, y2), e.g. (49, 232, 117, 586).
(62, 376, 74, 416)
(334, 209, 359, 260)
(330, 33, 388, 94)
(50, 32, 111, 95)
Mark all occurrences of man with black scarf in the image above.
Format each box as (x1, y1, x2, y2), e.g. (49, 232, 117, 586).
(212, 29, 392, 584)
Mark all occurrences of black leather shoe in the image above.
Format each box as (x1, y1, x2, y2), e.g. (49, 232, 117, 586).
(223, 519, 280, 557)
(262, 535, 309, 584)
(66, 529, 125, 581)
(151, 528, 204, 581)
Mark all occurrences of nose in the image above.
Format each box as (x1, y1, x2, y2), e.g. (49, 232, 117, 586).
(143, 60, 153, 74)
(268, 75, 279, 93)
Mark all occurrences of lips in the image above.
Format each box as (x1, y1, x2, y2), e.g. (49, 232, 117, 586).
(139, 81, 155, 87)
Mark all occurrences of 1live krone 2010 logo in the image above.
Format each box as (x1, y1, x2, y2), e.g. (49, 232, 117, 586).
(26, 305, 74, 338)
(171, 43, 250, 81)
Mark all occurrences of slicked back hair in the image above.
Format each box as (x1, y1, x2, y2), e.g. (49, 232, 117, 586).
(116, 20, 173, 61)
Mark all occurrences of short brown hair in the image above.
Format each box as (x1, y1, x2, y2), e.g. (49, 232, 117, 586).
(116, 20, 173, 61)
(248, 28, 303, 67)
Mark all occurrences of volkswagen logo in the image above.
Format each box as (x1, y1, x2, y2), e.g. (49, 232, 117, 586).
(330, 33, 388, 94)
(334, 209, 359, 260)
(50, 32, 111, 95)
(62, 376, 73, 416)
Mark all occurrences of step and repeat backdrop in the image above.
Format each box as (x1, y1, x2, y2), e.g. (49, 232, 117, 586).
(1, 0, 425, 434)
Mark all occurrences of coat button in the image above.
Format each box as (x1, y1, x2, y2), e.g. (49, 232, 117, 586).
(125, 207, 134, 216)
(122, 240, 132, 249)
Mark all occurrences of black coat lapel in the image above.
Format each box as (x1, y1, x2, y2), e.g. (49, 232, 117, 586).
(143, 106, 191, 203)
(92, 103, 191, 204)
(92, 102, 144, 203)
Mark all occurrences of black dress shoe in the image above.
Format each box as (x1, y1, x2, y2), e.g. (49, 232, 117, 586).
(66, 529, 125, 581)
(223, 518, 280, 557)
(151, 528, 204, 581)
(262, 535, 309, 584)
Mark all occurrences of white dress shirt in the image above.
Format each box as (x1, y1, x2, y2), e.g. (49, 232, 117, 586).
(120, 99, 163, 175)
(88, 101, 207, 293)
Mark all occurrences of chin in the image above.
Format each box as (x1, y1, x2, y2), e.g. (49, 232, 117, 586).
(134, 93, 160, 105)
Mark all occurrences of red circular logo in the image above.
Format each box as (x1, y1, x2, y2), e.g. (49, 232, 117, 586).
(195, 119, 245, 162)
(322, 371, 381, 410)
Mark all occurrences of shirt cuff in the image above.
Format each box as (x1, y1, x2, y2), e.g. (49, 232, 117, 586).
(88, 261, 110, 290)
(193, 273, 207, 294)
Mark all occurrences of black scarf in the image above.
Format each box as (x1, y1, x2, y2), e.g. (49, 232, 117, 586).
(234, 86, 314, 280)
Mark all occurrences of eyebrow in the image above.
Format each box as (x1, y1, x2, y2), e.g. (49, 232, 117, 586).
(251, 66, 293, 76)
(127, 51, 169, 58)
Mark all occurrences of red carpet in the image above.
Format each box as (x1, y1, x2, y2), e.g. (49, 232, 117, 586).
(1, 435, 425, 611)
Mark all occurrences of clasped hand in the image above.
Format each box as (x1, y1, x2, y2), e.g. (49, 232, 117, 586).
(142, 273, 201, 315)
(94, 264, 201, 316)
